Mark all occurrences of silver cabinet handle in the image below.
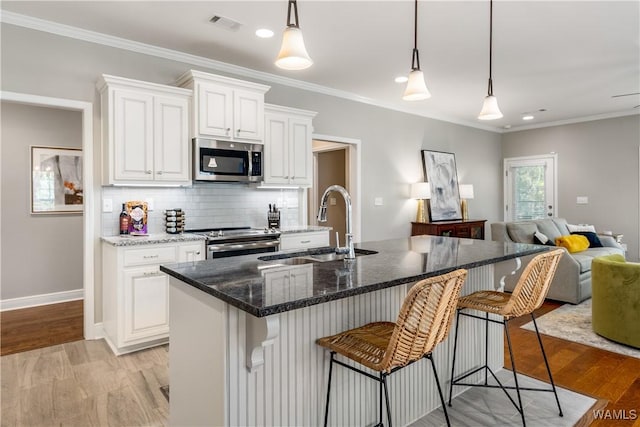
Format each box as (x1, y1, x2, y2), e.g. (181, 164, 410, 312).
(300, 240, 311, 244)
(196, 251, 201, 255)
(226, 128, 230, 134)
(157, 171, 163, 175)
(143, 254, 159, 259)
(145, 170, 152, 174)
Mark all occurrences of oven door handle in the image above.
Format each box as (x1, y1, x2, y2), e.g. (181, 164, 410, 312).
(208, 240, 280, 253)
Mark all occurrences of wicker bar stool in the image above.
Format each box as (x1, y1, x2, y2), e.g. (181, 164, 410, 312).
(447, 248, 564, 427)
(316, 269, 467, 427)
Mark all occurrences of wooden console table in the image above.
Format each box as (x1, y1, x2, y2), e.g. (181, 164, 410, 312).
(411, 219, 487, 240)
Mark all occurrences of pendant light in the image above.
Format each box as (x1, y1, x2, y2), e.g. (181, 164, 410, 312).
(402, 0, 431, 101)
(275, 0, 313, 70)
(478, 0, 503, 120)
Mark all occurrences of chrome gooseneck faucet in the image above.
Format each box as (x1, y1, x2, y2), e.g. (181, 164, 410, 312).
(317, 185, 355, 260)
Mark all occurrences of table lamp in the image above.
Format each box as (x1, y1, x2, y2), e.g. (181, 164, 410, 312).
(410, 182, 431, 223)
(459, 184, 474, 220)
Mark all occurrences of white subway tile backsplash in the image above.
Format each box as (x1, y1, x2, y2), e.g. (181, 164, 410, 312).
(101, 184, 303, 236)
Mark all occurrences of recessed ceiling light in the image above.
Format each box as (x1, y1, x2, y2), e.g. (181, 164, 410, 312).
(255, 28, 274, 38)
(522, 115, 534, 121)
(395, 76, 408, 83)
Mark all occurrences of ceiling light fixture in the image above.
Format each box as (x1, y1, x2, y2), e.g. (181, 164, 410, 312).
(478, 0, 503, 120)
(256, 29, 274, 38)
(275, 0, 312, 70)
(522, 115, 534, 121)
(402, 0, 431, 101)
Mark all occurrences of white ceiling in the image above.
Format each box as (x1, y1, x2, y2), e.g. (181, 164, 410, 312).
(3, 1, 639, 131)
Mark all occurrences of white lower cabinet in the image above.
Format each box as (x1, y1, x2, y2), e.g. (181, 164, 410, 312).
(279, 230, 330, 251)
(102, 240, 204, 355)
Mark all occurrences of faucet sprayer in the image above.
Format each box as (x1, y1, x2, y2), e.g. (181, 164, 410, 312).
(317, 185, 355, 260)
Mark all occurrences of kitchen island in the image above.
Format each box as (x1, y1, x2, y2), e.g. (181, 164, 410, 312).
(160, 235, 546, 426)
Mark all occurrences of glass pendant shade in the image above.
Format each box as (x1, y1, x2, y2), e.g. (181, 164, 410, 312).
(478, 95, 503, 120)
(275, 26, 313, 70)
(402, 69, 431, 101)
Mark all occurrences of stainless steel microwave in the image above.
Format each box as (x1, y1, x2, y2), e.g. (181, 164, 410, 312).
(193, 138, 263, 182)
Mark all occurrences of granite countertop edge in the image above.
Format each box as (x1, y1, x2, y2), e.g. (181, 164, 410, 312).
(279, 226, 332, 234)
(160, 244, 547, 318)
(102, 233, 206, 246)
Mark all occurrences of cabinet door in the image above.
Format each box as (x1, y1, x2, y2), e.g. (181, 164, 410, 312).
(234, 89, 264, 141)
(122, 267, 170, 344)
(154, 95, 190, 182)
(177, 242, 205, 262)
(197, 82, 233, 138)
(288, 118, 312, 186)
(113, 89, 154, 181)
(264, 113, 290, 184)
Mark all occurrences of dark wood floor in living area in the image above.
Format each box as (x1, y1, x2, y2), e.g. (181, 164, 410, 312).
(0, 300, 84, 356)
(2, 300, 639, 426)
(507, 300, 640, 427)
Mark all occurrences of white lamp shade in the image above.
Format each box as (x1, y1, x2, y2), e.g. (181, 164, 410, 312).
(478, 95, 503, 120)
(459, 184, 475, 199)
(410, 182, 431, 199)
(402, 70, 431, 101)
(275, 27, 313, 70)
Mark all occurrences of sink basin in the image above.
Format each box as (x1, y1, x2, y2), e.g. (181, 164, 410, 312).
(258, 247, 377, 263)
(300, 249, 377, 262)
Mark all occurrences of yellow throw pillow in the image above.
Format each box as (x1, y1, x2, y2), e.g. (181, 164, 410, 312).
(555, 234, 590, 253)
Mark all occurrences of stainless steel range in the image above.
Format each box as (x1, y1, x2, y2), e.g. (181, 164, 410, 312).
(186, 227, 280, 259)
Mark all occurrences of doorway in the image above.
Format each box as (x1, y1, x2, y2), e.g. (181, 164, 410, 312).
(309, 135, 361, 244)
(1, 92, 96, 340)
(504, 154, 557, 221)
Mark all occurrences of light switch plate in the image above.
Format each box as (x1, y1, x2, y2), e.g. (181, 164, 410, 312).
(102, 198, 113, 213)
(374, 197, 383, 206)
(329, 197, 337, 206)
(576, 196, 588, 205)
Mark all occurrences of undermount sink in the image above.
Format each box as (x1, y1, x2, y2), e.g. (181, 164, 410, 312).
(258, 247, 378, 263)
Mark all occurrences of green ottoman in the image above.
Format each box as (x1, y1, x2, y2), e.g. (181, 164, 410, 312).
(591, 254, 640, 349)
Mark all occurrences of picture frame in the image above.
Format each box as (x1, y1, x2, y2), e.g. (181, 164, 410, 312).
(31, 146, 83, 214)
(421, 150, 462, 221)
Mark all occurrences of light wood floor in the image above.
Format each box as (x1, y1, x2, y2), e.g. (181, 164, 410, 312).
(2, 300, 640, 426)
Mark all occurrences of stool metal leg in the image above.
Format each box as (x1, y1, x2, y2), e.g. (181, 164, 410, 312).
(378, 376, 383, 426)
(447, 309, 462, 407)
(504, 319, 526, 427)
(381, 372, 392, 427)
(484, 312, 489, 385)
(427, 354, 451, 427)
(531, 313, 563, 417)
(323, 352, 335, 427)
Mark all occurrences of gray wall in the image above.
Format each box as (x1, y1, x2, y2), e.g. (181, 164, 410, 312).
(1, 102, 83, 299)
(0, 24, 503, 319)
(502, 116, 640, 261)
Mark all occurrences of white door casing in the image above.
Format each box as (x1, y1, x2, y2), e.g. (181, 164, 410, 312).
(504, 154, 558, 222)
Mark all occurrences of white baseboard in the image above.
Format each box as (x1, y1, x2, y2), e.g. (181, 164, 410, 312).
(1, 289, 84, 312)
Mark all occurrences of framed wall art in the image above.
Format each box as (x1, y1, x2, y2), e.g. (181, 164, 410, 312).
(421, 150, 462, 221)
(31, 146, 83, 214)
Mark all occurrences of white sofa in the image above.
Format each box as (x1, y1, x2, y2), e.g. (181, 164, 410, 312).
(491, 218, 624, 304)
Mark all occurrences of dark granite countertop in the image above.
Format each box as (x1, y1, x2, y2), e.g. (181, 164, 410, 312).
(160, 235, 547, 318)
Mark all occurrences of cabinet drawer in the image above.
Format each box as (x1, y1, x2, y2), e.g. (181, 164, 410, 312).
(280, 231, 330, 250)
(124, 246, 176, 267)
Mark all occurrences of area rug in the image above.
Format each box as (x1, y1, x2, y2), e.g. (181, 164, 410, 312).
(521, 299, 640, 359)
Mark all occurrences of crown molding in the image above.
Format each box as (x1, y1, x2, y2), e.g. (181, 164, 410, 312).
(502, 109, 640, 133)
(1, 10, 502, 133)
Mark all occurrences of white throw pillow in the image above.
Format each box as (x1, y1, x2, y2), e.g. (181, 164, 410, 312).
(567, 223, 596, 233)
(534, 230, 550, 244)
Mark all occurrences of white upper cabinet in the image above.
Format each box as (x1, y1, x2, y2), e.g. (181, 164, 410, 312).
(264, 104, 317, 187)
(98, 75, 191, 186)
(177, 70, 270, 143)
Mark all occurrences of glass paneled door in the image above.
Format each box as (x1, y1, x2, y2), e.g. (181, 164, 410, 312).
(504, 155, 557, 221)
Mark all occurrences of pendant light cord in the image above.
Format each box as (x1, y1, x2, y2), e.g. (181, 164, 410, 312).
(287, 0, 299, 28)
(487, 0, 494, 96)
(411, 0, 421, 71)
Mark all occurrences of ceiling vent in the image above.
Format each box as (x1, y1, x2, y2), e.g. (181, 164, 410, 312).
(209, 15, 242, 32)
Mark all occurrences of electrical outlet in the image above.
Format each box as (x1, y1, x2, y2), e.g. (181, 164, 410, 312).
(576, 196, 588, 205)
(330, 197, 337, 206)
(374, 197, 383, 206)
(102, 198, 113, 213)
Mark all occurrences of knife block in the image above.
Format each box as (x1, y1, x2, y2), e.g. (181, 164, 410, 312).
(268, 210, 280, 229)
